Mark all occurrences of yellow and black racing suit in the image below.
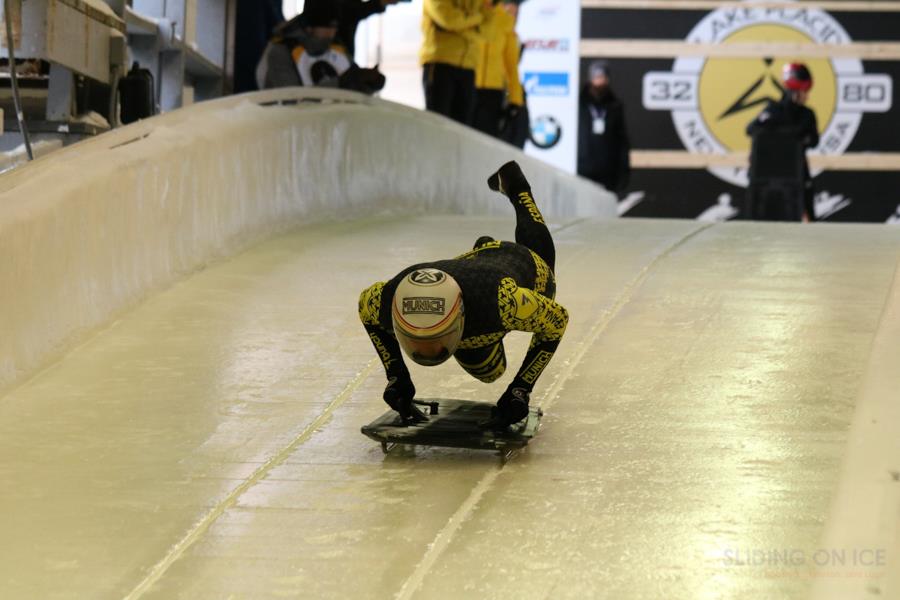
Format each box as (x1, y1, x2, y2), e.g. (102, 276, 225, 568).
(358, 176, 568, 401)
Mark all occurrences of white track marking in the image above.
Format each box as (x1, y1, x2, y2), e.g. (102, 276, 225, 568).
(123, 359, 380, 600)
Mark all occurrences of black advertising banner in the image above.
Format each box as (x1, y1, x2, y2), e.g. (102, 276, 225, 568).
(581, 4, 900, 223)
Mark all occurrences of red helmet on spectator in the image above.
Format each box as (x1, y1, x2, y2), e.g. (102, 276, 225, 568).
(782, 63, 813, 92)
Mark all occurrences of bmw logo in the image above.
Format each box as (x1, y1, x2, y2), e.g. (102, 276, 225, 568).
(530, 115, 562, 150)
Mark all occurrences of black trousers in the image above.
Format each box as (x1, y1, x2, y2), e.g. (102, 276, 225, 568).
(501, 103, 529, 150)
(473, 89, 504, 138)
(423, 63, 476, 126)
(746, 180, 812, 222)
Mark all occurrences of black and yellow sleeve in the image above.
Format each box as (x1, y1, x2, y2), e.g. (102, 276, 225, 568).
(498, 277, 569, 390)
(358, 282, 408, 379)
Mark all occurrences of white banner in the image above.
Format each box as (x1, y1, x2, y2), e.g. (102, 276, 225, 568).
(517, 0, 581, 173)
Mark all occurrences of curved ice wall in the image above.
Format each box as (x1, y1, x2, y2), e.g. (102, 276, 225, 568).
(0, 88, 616, 392)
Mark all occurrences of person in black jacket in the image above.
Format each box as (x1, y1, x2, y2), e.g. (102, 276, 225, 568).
(338, 0, 404, 59)
(746, 63, 820, 222)
(577, 60, 631, 194)
(234, 0, 285, 93)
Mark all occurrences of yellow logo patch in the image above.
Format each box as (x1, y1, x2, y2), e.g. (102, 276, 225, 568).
(514, 289, 540, 320)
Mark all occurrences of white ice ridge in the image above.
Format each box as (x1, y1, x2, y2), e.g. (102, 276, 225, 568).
(0, 88, 616, 393)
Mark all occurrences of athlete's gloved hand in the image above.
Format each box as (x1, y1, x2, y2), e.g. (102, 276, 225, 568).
(383, 376, 427, 424)
(481, 386, 530, 429)
(498, 386, 530, 423)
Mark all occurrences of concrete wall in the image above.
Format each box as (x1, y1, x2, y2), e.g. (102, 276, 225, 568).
(0, 88, 616, 392)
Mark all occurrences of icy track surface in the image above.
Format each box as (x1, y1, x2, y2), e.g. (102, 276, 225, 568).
(2, 216, 899, 599)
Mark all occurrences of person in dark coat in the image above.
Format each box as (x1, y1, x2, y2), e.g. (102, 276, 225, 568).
(745, 63, 820, 222)
(577, 60, 631, 194)
(338, 0, 404, 59)
(234, 0, 285, 93)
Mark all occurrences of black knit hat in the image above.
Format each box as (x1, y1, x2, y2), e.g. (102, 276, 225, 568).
(589, 60, 610, 79)
(303, 0, 341, 28)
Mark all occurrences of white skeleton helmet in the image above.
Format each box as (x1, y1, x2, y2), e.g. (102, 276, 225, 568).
(391, 268, 465, 366)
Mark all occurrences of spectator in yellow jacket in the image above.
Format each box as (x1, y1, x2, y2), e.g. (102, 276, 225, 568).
(421, 0, 496, 125)
(473, 0, 525, 140)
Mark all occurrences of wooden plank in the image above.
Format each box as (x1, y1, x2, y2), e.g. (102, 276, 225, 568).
(631, 151, 748, 169)
(58, 0, 127, 33)
(581, 0, 900, 12)
(630, 150, 900, 171)
(581, 39, 900, 60)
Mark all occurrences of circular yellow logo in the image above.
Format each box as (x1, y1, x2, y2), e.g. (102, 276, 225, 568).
(641, 2, 893, 187)
(698, 25, 837, 152)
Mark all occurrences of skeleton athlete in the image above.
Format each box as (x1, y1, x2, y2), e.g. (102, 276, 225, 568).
(358, 161, 568, 427)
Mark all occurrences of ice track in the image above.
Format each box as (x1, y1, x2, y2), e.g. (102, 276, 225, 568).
(2, 214, 899, 599)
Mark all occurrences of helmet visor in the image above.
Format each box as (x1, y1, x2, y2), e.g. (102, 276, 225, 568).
(396, 319, 464, 366)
